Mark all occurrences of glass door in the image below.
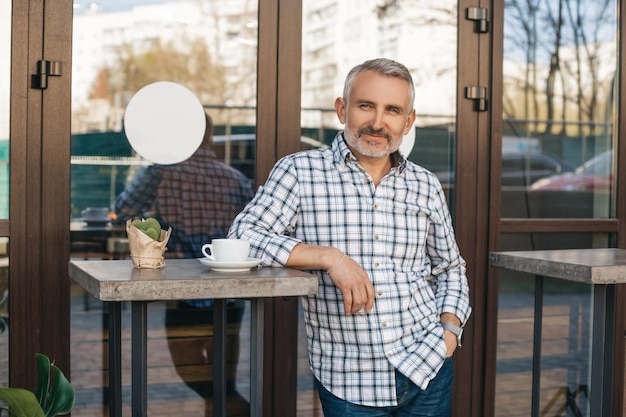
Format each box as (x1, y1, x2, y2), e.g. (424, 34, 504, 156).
(70, 1, 258, 415)
(495, 1, 618, 416)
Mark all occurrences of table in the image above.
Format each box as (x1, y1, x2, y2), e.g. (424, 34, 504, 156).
(70, 221, 127, 258)
(490, 248, 626, 417)
(68, 259, 318, 417)
(70, 220, 126, 236)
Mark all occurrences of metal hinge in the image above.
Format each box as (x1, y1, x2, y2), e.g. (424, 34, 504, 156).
(466, 7, 489, 33)
(465, 86, 488, 111)
(31, 60, 62, 89)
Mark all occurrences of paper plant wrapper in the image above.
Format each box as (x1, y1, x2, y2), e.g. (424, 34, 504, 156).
(126, 219, 172, 269)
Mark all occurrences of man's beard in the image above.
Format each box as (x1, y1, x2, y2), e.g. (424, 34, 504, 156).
(344, 126, 402, 158)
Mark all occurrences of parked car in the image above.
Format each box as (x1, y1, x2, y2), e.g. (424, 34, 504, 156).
(435, 153, 573, 190)
(530, 150, 613, 191)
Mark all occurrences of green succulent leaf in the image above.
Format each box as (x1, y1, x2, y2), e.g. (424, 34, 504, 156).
(144, 227, 159, 240)
(0, 387, 45, 417)
(131, 219, 146, 230)
(131, 218, 162, 240)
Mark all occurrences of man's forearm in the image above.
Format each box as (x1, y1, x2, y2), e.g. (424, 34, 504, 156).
(286, 242, 344, 271)
(440, 312, 461, 326)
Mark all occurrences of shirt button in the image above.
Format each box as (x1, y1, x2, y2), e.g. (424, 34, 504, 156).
(381, 322, 387, 328)
(377, 291, 383, 296)
(374, 262, 379, 268)
(386, 352, 392, 358)
(374, 204, 379, 209)
(374, 234, 380, 240)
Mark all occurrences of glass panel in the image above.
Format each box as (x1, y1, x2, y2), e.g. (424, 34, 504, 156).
(299, 1, 458, 414)
(497, 271, 592, 417)
(0, 0, 8, 221)
(0, 0, 9, 389)
(495, 233, 612, 417)
(502, 0, 617, 219)
(71, 1, 258, 415)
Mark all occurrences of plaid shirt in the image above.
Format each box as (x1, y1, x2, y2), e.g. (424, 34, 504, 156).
(113, 148, 254, 259)
(229, 132, 471, 407)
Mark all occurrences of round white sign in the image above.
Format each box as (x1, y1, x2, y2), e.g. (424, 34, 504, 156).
(123, 81, 205, 164)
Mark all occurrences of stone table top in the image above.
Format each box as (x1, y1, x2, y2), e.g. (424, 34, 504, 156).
(69, 259, 319, 301)
(489, 248, 626, 284)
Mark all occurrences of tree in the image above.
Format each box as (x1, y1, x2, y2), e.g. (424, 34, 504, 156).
(503, 0, 615, 137)
(97, 37, 228, 108)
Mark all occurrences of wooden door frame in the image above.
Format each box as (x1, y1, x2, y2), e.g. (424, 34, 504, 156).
(9, 0, 72, 389)
(256, 0, 303, 415)
(449, 0, 495, 415)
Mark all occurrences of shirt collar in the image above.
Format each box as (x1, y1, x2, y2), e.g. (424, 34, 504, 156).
(332, 132, 407, 174)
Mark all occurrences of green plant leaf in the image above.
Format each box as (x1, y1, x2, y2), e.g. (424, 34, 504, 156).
(42, 366, 74, 417)
(34, 354, 50, 409)
(0, 387, 45, 417)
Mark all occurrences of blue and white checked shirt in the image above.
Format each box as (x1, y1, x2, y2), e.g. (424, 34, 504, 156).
(229, 132, 471, 407)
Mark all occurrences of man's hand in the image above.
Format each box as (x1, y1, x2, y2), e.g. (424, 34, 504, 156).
(327, 253, 375, 315)
(286, 243, 375, 315)
(443, 331, 458, 357)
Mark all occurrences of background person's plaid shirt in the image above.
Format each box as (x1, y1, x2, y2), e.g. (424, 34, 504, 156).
(229, 132, 472, 407)
(113, 147, 253, 259)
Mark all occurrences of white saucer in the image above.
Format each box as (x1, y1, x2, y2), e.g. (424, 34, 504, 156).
(197, 257, 262, 272)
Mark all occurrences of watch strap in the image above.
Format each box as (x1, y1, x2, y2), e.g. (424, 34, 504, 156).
(441, 322, 462, 336)
(441, 322, 463, 347)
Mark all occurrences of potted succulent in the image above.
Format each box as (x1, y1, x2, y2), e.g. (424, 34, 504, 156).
(0, 353, 74, 417)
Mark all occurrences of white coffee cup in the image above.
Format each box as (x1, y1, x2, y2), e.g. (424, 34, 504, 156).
(202, 239, 250, 262)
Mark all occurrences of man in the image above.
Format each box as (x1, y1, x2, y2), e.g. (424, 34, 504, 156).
(228, 58, 471, 416)
(113, 111, 254, 416)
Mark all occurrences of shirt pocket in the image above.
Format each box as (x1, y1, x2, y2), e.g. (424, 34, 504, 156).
(387, 197, 436, 261)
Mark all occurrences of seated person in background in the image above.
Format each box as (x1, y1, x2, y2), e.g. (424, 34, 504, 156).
(113, 111, 254, 416)
(113, 112, 253, 259)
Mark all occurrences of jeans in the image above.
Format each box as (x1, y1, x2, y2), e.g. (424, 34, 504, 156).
(315, 358, 454, 417)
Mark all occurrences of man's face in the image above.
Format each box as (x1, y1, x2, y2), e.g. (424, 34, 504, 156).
(335, 70, 416, 160)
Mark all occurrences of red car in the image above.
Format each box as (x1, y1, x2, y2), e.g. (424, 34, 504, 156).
(530, 150, 613, 191)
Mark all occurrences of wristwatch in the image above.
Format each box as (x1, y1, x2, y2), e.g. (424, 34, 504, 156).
(441, 322, 463, 348)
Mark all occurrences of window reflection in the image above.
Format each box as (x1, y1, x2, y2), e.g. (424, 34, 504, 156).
(501, 0, 617, 220)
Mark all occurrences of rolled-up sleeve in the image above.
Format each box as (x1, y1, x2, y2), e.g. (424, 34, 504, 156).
(228, 156, 302, 266)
